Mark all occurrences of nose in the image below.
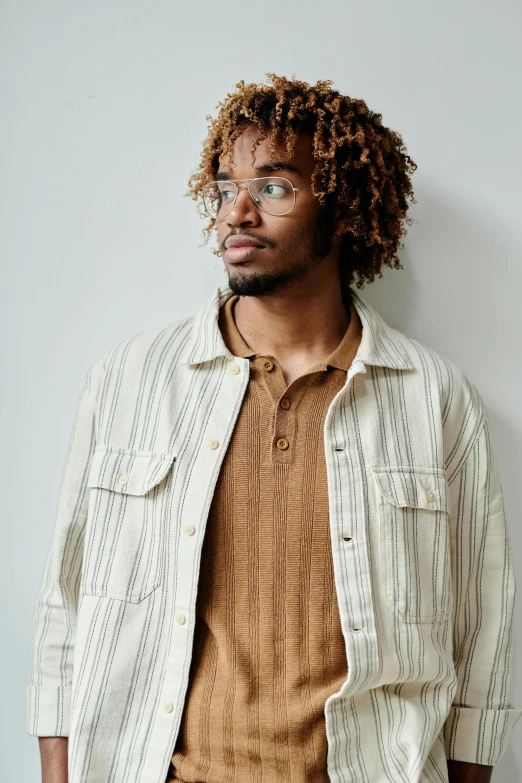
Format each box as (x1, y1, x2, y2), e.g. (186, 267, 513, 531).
(225, 184, 261, 228)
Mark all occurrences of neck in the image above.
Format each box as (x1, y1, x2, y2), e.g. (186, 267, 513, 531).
(231, 268, 352, 367)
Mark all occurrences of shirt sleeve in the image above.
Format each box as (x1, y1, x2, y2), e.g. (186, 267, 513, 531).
(443, 389, 522, 765)
(26, 364, 100, 737)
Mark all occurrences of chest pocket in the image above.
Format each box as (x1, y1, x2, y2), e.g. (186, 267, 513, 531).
(371, 466, 451, 624)
(81, 445, 176, 603)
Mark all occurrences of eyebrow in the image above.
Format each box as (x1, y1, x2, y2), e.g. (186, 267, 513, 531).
(215, 161, 301, 181)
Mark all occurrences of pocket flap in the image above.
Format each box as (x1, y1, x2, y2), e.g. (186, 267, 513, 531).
(371, 466, 450, 513)
(87, 445, 176, 496)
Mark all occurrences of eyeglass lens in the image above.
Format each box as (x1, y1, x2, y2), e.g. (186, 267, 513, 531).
(202, 177, 296, 218)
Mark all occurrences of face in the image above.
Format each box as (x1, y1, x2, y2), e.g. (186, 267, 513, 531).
(214, 124, 342, 298)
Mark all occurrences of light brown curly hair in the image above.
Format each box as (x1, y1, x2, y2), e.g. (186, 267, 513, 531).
(186, 73, 417, 290)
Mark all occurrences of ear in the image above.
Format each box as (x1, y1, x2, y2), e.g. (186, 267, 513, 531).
(333, 203, 352, 236)
(334, 199, 354, 234)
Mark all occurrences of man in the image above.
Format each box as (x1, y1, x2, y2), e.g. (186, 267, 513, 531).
(28, 74, 520, 783)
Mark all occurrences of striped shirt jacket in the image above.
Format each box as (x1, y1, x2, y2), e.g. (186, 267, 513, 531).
(27, 283, 521, 783)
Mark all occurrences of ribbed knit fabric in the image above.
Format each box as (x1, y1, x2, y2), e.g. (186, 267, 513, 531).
(166, 292, 363, 783)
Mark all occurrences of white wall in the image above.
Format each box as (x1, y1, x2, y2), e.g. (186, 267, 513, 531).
(2, 0, 521, 779)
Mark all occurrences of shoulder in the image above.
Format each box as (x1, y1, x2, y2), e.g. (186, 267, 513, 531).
(85, 313, 196, 400)
(398, 332, 488, 476)
(404, 334, 485, 416)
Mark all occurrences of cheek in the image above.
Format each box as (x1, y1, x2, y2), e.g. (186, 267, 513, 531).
(267, 216, 311, 246)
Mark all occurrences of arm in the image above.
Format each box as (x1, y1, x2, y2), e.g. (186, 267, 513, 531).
(447, 759, 492, 782)
(39, 737, 68, 783)
(443, 390, 522, 768)
(26, 364, 100, 741)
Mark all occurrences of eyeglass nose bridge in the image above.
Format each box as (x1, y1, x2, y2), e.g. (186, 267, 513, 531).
(227, 181, 262, 213)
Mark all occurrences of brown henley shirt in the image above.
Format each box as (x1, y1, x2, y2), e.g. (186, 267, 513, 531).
(166, 291, 363, 783)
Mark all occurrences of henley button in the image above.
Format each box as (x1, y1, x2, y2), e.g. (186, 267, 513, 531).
(280, 398, 291, 410)
(263, 360, 274, 371)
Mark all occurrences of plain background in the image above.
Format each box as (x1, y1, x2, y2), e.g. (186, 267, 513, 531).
(2, 1, 521, 780)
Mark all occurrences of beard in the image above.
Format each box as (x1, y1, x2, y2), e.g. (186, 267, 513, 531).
(224, 204, 339, 298)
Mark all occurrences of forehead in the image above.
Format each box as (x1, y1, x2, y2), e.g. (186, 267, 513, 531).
(217, 124, 314, 175)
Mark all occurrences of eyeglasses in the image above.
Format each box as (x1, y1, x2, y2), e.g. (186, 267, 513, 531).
(201, 176, 312, 219)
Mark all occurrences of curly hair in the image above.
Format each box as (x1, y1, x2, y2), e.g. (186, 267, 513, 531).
(186, 73, 417, 290)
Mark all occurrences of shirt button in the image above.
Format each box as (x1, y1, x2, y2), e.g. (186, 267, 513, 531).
(228, 362, 240, 375)
(176, 612, 186, 625)
(118, 474, 129, 485)
(164, 700, 174, 713)
(208, 439, 219, 450)
(280, 398, 291, 410)
(276, 438, 289, 450)
(183, 523, 196, 536)
(263, 360, 274, 371)
(426, 490, 436, 503)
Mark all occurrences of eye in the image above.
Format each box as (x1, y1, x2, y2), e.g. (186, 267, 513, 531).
(263, 183, 288, 198)
(217, 184, 235, 200)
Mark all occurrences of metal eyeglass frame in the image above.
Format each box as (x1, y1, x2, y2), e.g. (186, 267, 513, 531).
(202, 176, 312, 219)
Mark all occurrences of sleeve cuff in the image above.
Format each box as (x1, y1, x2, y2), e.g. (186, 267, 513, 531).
(444, 705, 522, 765)
(26, 685, 71, 737)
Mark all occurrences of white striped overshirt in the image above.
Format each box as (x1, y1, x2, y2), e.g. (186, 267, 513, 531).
(27, 283, 522, 782)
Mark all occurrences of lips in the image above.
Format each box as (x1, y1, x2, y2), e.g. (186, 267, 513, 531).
(224, 244, 264, 263)
(224, 234, 265, 263)
(225, 236, 264, 250)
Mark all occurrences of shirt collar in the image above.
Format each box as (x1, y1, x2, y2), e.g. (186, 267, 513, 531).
(217, 292, 363, 372)
(180, 283, 414, 371)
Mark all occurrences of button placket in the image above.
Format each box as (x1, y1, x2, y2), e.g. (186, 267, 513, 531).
(272, 402, 296, 462)
(257, 356, 286, 404)
(272, 365, 312, 465)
